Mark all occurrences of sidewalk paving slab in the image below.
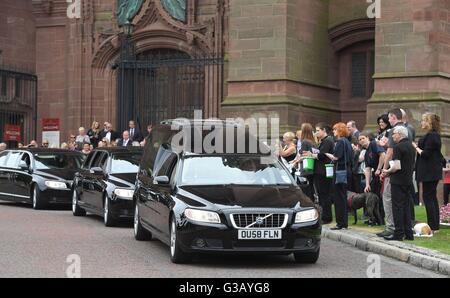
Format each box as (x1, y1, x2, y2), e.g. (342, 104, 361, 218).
(322, 227, 450, 276)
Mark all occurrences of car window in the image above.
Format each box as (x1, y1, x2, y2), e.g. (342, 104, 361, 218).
(34, 153, 83, 170)
(99, 154, 109, 171)
(0, 151, 9, 167)
(83, 152, 96, 169)
(91, 152, 106, 168)
(153, 147, 174, 176)
(110, 152, 142, 174)
(5, 152, 23, 169)
(155, 152, 177, 177)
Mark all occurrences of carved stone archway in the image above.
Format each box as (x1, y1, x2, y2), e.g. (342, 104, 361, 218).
(91, 0, 226, 128)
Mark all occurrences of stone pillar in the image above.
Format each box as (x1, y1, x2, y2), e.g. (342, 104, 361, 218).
(367, 0, 450, 155)
(222, 0, 341, 134)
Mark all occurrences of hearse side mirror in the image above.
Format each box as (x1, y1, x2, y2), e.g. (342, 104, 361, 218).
(154, 176, 170, 185)
(90, 167, 104, 175)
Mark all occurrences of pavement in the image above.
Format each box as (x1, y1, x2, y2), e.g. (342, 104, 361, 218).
(322, 226, 450, 276)
(0, 201, 446, 278)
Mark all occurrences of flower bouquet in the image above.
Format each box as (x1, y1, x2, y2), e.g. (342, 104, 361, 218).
(440, 204, 450, 226)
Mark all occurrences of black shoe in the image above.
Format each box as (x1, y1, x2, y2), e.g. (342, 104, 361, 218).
(405, 235, 414, 241)
(376, 231, 393, 237)
(383, 235, 404, 241)
(331, 226, 344, 231)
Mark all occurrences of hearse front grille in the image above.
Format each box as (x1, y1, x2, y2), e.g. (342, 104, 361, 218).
(230, 213, 288, 229)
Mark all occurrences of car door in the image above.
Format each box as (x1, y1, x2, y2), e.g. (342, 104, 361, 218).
(91, 152, 109, 211)
(84, 151, 107, 213)
(0, 151, 12, 200)
(15, 152, 33, 199)
(149, 150, 178, 237)
(76, 151, 96, 208)
(140, 147, 173, 233)
(4, 151, 24, 202)
(155, 154, 178, 238)
(80, 151, 103, 210)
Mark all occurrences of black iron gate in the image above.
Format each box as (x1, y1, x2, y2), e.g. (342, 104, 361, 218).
(0, 66, 37, 147)
(117, 49, 224, 131)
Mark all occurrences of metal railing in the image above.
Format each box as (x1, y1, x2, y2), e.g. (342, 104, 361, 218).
(0, 65, 37, 147)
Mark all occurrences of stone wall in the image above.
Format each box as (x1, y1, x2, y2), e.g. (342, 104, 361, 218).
(367, 0, 450, 155)
(0, 0, 35, 71)
(328, 0, 369, 29)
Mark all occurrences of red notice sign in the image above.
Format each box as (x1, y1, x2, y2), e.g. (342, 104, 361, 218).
(42, 118, 60, 131)
(4, 124, 22, 142)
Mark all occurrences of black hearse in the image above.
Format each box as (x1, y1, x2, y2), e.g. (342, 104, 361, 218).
(133, 120, 321, 264)
(72, 147, 143, 227)
(0, 148, 84, 209)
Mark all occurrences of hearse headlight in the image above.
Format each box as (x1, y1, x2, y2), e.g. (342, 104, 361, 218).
(45, 181, 68, 190)
(295, 209, 319, 223)
(184, 209, 221, 224)
(114, 188, 134, 200)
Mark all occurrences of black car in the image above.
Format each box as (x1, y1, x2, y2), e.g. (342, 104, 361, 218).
(133, 121, 321, 264)
(0, 148, 84, 209)
(72, 147, 143, 227)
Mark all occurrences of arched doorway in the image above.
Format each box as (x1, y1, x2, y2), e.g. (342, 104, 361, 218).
(329, 19, 375, 127)
(116, 48, 223, 131)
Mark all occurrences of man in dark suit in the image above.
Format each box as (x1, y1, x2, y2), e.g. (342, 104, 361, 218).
(128, 120, 144, 143)
(99, 123, 120, 143)
(117, 131, 132, 147)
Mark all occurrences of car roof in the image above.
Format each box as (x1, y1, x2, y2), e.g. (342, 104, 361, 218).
(6, 148, 84, 154)
(149, 123, 272, 156)
(92, 147, 143, 154)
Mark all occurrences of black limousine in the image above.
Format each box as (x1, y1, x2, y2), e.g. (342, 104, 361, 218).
(72, 147, 142, 227)
(0, 148, 84, 209)
(133, 121, 321, 264)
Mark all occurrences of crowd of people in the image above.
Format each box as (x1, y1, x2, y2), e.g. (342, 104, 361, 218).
(1, 120, 154, 156)
(0, 110, 449, 241)
(278, 108, 447, 241)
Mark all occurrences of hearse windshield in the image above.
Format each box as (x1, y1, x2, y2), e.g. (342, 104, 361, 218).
(181, 155, 295, 186)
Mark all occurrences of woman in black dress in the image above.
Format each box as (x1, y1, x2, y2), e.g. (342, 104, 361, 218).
(413, 113, 444, 233)
(326, 123, 353, 230)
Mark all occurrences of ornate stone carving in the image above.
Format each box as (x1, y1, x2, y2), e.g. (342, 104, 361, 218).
(92, 0, 226, 69)
(161, 0, 186, 22)
(117, 0, 144, 26)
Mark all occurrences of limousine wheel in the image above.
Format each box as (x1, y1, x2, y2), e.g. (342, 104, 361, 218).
(134, 204, 152, 241)
(170, 217, 191, 264)
(72, 190, 86, 217)
(32, 185, 46, 210)
(103, 196, 117, 227)
(294, 248, 320, 264)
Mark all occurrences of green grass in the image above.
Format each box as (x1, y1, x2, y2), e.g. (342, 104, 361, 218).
(325, 206, 450, 255)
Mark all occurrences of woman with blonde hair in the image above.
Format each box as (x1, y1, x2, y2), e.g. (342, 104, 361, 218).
(325, 122, 352, 230)
(88, 121, 101, 148)
(413, 113, 444, 233)
(98, 138, 110, 148)
(279, 132, 297, 163)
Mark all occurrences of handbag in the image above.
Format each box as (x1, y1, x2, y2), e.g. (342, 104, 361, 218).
(335, 140, 349, 185)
